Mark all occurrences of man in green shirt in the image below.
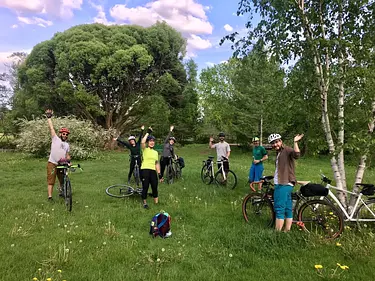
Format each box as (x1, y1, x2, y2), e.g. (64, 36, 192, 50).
(248, 137, 268, 188)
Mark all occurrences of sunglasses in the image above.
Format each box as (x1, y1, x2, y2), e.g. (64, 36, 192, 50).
(61, 133, 69, 136)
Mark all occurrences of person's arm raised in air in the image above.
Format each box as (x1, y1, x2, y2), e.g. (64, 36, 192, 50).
(164, 125, 174, 144)
(115, 137, 131, 149)
(209, 136, 215, 149)
(45, 109, 56, 138)
(292, 134, 304, 158)
(141, 127, 153, 149)
(138, 125, 145, 143)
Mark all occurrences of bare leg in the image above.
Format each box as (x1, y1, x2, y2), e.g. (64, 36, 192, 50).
(154, 197, 158, 204)
(48, 184, 54, 198)
(275, 219, 284, 231)
(284, 218, 293, 232)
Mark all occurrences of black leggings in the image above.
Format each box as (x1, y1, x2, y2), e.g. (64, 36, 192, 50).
(160, 157, 171, 177)
(141, 169, 158, 200)
(128, 158, 142, 181)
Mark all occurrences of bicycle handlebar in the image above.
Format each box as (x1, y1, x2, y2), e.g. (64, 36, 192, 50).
(56, 164, 82, 171)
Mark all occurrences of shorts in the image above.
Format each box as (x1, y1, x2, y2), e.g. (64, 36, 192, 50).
(47, 162, 64, 186)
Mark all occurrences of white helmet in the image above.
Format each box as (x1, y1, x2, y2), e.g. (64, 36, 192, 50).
(268, 133, 281, 143)
(128, 136, 136, 141)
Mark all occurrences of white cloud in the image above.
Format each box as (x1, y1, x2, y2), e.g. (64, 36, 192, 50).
(0, 0, 83, 20)
(90, 2, 113, 25)
(224, 24, 233, 32)
(108, 0, 214, 56)
(0, 50, 30, 73)
(11, 24, 18, 28)
(18, 16, 53, 27)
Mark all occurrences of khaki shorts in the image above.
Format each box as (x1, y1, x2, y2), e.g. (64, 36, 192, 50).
(47, 162, 64, 186)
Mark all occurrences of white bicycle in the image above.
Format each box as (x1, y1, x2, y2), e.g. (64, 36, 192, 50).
(320, 174, 375, 230)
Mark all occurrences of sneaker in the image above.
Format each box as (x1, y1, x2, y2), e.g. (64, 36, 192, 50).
(48, 197, 54, 202)
(164, 231, 172, 238)
(143, 204, 149, 209)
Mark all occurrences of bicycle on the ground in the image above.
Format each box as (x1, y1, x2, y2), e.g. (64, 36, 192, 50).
(320, 174, 375, 230)
(165, 156, 182, 184)
(130, 155, 141, 187)
(105, 184, 143, 198)
(56, 163, 82, 212)
(242, 175, 344, 239)
(201, 156, 237, 189)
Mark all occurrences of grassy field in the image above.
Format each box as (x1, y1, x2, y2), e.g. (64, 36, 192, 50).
(1, 145, 375, 281)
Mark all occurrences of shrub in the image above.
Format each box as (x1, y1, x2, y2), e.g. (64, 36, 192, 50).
(15, 116, 113, 159)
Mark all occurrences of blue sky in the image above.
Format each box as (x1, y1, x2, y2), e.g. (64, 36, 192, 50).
(0, 0, 251, 73)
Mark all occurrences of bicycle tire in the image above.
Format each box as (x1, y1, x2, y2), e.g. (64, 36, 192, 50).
(65, 179, 72, 212)
(166, 165, 174, 184)
(297, 199, 344, 239)
(201, 165, 213, 185)
(242, 193, 275, 227)
(355, 199, 375, 230)
(106, 184, 134, 198)
(214, 170, 237, 189)
(175, 162, 182, 179)
(133, 166, 141, 187)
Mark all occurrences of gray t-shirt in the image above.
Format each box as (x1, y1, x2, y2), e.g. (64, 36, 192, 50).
(48, 135, 70, 164)
(213, 141, 231, 161)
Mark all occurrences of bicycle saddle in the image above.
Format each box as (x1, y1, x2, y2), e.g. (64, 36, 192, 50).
(261, 175, 274, 182)
(208, 156, 214, 159)
(355, 183, 375, 188)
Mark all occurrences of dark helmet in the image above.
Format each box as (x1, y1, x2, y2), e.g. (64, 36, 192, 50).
(218, 132, 225, 137)
(147, 135, 156, 142)
(59, 127, 70, 134)
(169, 136, 176, 142)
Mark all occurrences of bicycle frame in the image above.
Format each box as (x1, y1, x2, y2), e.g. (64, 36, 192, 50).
(325, 184, 375, 221)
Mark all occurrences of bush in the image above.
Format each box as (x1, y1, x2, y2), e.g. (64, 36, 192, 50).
(15, 116, 114, 159)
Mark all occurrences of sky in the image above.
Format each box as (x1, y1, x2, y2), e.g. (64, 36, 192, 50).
(0, 0, 251, 74)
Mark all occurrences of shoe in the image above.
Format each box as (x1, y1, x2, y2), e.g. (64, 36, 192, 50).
(143, 204, 149, 209)
(164, 231, 172, 238)
(48, 197, 54, 202)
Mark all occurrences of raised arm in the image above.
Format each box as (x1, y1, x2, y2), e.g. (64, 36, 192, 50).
(45, 109, 56, 137)
(209, 136, 215, 149)
(116, 138, 131, 149)
(138, 125, 145, 143)
(141, 127, 152, 149)
(164, 125, 174, 144)
(292, 134, 304, 159)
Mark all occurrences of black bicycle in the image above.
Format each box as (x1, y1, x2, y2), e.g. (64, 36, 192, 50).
(105, 184, 143, 198)
(56, 163, 81, 212)
(166, 156, 182, 184)
(131, 155, 141, 187)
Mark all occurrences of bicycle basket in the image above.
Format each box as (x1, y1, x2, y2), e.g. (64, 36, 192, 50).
(300, 183, 328, 197)
(361, 185, 375, 196)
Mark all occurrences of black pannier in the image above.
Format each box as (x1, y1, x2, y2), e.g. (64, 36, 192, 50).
(300, 183, 328, 197)
(361, 185, 375, 196)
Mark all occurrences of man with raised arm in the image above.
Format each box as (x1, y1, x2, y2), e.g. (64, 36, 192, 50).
(45, 109, 71, 202)
(209, 132, 231, 172)
(160, 125, 176, 180)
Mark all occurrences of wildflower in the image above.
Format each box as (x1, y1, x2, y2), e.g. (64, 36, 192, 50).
(46, 278, 52, 281)
(161, 248, 165, 252)
(38, 268, 42, 272)
(33, 278, 38, 281)
(340, 265, 349, 270)
(64, 225, 67, 228)
(157, 258, 161, 262)
(314, 265, 323, 269)
(65, 249, 70, 253)
(69, 241, 72, 244)
(336, 242, 342, 247)
(103, 242, 107, 245)
(52, 209, 54, 211)
(85, 205, 88, 208)
(130, 235, 133, 238)
(57, 269, 62, 273)
(67, 230, 70, 233)
(10, 244, 14, 247)
(178, 253, 181, 256)
(229, 254, 233, 258)
(79, 240, 83, 243)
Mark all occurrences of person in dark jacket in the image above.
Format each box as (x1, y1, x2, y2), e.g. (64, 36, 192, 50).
(114, 125, 144, 183)
(160, 125, 176, 180)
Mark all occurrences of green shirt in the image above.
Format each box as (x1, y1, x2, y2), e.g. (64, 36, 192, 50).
(141, 147, 158, 170)
(252, 146, 267, 161)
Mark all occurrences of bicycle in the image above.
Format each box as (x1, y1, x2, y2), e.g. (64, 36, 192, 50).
(201, 156, 237, 189)
(56, 163, 82, 212)
(105, 184, 143, 198)
(320, 174, 375, 230)
(165, 156, 182, 184)
(130, 155, 141, 187)
(242, 176, 344, 239)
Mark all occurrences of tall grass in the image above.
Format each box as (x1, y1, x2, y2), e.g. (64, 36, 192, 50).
(1, 145, 375, 281)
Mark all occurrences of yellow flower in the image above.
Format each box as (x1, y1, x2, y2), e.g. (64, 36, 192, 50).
(58, 270, 62, 273)
(32, 278, 38, 281)
(340, 265, 349, 270)
(314, 265, 323, 269)
(336, 242, 342, 246)
(46, 278, 52, 281)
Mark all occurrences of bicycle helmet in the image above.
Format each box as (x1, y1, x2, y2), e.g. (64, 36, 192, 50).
(59, 127, 70, 134)
(218, 132, 225, 137)
(147, 135, 156, 142)
(268, 133, 281, 144)
(252, 137, 260, 142)
(169, 136, 176, 142)
(128, 135, 136, 141)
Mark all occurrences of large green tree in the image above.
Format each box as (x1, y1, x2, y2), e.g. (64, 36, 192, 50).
(12, 22, 196, 136)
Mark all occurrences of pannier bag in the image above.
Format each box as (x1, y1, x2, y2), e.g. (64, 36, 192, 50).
(178, 157, 185, 168)
(361, 185, 375, 196)
(300, 183, 328, 197)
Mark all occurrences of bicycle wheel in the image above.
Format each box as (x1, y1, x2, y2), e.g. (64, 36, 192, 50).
(355, 199, 375, 230)
(297, 199, 344, 239)
(166, 165, 174, 184)
(201, 165, 213, 185)
(133, 166, 141, 187)
(242, 193, 275, 227)
(105, 184, 134, 198)
(214, 170, 237, 189)
(65, 179, 72, 212)
(175, 163, 182, 179)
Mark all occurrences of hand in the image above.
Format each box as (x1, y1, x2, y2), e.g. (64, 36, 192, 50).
(294, 134, 304, 142)
(141, 125, 145, 130)
(113, 137, 118, 141)
(254, 160, 260, 164)
(159, 177, 164, 183)
(170, 125, 174, 132)
(209, 137, 214, 142)
(45, 109, 53, 119)
(147, 127, 153, 134)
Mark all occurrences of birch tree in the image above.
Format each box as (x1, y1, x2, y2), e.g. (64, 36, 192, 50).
(224, 0, 375, 208)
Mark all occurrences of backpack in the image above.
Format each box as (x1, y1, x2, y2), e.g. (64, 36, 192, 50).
(178, 157, 185, 168)
(150, 212, 171, 238)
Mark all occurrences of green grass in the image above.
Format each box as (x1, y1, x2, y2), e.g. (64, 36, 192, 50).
(1, 145, 375, 281)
